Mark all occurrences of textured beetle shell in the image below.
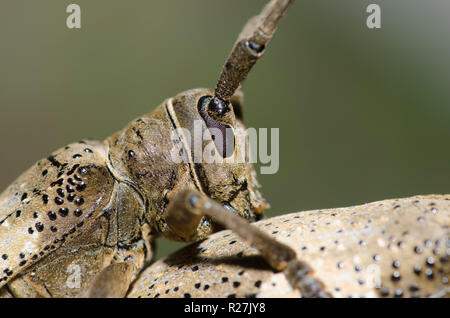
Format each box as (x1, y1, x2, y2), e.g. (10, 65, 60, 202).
(127, 195, 449, 298)
(0, 141, 114, 287)
(0, 140, 150, 297)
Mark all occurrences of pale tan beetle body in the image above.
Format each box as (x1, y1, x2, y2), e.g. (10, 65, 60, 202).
(0, 138, 151, 297)
(128, 195, 449, 298)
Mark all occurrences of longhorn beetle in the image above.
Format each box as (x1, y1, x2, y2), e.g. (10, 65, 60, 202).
(0, 0, 330, 298)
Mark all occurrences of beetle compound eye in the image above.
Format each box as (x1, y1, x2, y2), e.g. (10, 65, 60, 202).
(207, 97, 230, 117)
(197, 95, 212, 110)
(198, 96, 235, 158)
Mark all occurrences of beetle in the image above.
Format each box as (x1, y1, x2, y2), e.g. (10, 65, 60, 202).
(1, 0, 331, 298)
(127, 195, 449, 298)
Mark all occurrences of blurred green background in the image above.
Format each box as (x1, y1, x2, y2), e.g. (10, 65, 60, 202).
(1, 1, 449, 259)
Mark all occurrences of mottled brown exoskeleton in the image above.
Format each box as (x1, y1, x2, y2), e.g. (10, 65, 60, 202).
(128, 195, 448, 298)
(0, 0, 329, 298)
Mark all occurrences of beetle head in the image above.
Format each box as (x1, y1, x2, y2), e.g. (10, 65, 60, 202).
(167, 88, 267, 222)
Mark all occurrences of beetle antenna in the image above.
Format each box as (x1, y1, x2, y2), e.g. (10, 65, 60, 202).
(214, 0, 294, 101)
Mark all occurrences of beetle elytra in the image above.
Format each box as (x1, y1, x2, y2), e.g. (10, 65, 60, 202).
(128, 195, 449, 298)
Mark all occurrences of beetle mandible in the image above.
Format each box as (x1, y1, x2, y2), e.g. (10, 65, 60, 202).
(0, 0, 329, 298)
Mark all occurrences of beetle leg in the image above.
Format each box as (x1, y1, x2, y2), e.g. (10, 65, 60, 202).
(164, 189, 331, 298)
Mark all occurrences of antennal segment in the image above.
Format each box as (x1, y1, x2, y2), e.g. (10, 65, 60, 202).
(214, 0, 294, 101)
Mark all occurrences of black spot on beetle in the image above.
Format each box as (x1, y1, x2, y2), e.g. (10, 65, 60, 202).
(19, 253, 25, 259)
(425, 268, 434, 280)
(33, 212, 39, 219)
(72, 154, 82, 159)
(233, 281, 241, 288)
(50, 226, 57, 233)
(67, 194, 75, 202)
(74, 209, 83, 217)
(51, 179, 64, 187)
(75, 197, 84, 206)
(394, 289, 403, 298)
(392, 260, 400, 269)
(76, 182, 86, 192)
(128, 150, 136, 158)
(84, 148, 93, 153)
(28, 227, 34, 234)
(35, 222, 44, 232)
(58, 208, 69, 217)
(54, 197, 64, 205)
(21, 193, 27, 201)
(409, 285, 420, 292)
(67, 164, 80, 176)
(47, 156, 61, 168)
(414, 265, 422, 275)
(48, 211, 57, 221)
(135, 129, 144, 140)
(19, 260, 27, 266)
(42, 169, 48, 176)
(57, 188, 65, 198)
(15, 210, 21, 217)
(1, 254, 7, 260)
(391, 271, 401, 282)
(42, 195, 49, 204)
